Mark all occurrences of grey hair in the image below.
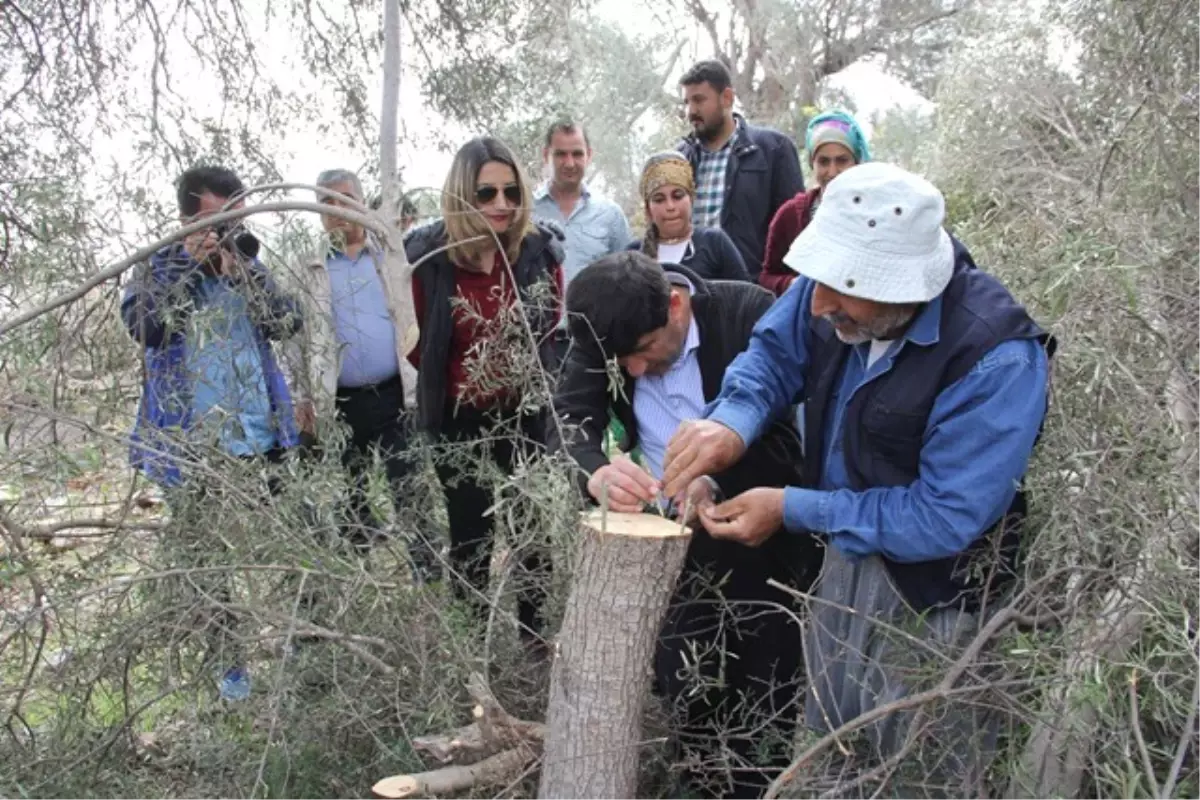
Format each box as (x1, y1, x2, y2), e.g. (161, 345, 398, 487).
(315, 168, 363, 200)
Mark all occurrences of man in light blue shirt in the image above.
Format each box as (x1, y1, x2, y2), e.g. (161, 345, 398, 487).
(290, 169, 439, 579)
(532, 121, 631, 365)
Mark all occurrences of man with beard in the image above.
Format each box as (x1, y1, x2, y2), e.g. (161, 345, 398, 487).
(549, 250, 822, 797)
(662, 163, 1055, 796)
(677, 60, 804, 277)
(533, 120, 631, 366)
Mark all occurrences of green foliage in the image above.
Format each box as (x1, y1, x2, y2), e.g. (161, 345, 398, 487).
(419, 7, 682, 214)
(917, 1, 1199, 796)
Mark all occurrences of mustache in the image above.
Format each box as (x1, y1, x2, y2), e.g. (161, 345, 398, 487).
(822, 312, 859, 328)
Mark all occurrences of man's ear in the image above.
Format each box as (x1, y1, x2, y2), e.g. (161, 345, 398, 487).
(542, 146, 551, 163)
(668, 288, 685, 318)
(721, 86, 735, 110)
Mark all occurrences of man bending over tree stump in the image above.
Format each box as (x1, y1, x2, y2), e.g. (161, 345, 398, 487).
(549, 250, 823, 798)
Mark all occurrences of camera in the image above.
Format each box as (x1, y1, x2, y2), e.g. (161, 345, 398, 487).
(215, 224, 260, 261)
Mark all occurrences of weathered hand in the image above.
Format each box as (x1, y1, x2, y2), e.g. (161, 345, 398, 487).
(676, 476, 720, 524)
(662, 419, 746, 498)
(587, 455, 660, 513)
(701, 487, 785, 547)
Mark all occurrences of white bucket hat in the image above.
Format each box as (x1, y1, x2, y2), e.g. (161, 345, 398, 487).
(782, 162, 954, 304)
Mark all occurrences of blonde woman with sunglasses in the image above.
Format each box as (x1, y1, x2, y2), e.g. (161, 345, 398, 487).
(405, 136, 565, 653)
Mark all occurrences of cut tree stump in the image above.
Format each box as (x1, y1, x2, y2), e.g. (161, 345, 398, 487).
(538, 509, 692, 799)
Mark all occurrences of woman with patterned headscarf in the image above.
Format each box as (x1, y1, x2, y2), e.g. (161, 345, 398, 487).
(759, 110, 871, 295)
(627, 151, 751, 283)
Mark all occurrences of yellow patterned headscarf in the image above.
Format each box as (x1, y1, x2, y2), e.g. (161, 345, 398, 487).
(639, 152, 695, 201)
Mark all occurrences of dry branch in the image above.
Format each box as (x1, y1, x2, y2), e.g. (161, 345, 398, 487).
(0, 200, 389, 338)
(372, 747, 538, 799)
(17, 518, 167, 539)
(411, 723, 487, 765)
(374, 672, 546, 798)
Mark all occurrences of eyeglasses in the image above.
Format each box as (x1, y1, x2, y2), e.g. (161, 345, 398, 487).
(475, 184, 521, 204)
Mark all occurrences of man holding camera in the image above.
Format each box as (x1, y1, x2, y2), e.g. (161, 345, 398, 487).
(121, 164, 303, 698)
(123, 165, 302, 479)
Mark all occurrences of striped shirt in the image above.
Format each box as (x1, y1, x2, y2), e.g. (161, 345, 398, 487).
(633, 274, 704, 480)
(692, 122, 739, 229)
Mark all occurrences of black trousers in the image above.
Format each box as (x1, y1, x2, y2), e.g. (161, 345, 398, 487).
(335, 376, 409, 539)
(656, 530, 812, 798)
(434, 404, 549, 639)
(332, 377, 440, 573)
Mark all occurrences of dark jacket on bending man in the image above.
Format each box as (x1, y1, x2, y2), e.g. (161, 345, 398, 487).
(548, 251, 822, 799)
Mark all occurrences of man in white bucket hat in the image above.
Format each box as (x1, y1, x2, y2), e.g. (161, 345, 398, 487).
(661, 162, 1056, 794)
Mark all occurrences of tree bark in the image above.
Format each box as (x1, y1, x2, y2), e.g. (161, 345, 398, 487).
(538, 510, 692, 799)
(377, 0, 419, 406)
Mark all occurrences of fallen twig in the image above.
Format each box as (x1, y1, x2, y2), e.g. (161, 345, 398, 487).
(17, 518, 167, 539)
(372, 747, 538, 799)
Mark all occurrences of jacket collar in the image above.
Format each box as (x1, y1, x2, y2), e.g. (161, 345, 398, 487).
(661, 262, 711, 305)
(904, 294, 943, 348)
(893, 239, 979, 350)
(407, 220, 563, 273)
(153, 241, 197, 268)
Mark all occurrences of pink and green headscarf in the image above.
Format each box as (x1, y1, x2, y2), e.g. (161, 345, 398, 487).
(804, 110, 871, 165)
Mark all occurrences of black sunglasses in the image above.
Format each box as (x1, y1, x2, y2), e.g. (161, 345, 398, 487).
(475, 183, 521, 204)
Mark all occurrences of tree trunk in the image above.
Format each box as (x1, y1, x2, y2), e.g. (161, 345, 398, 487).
(379, 0, 401, 218)
(538, 510, 692, 799)
(377, 0, 419, 406)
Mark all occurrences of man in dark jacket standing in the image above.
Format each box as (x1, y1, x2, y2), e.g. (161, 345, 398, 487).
(663, 163, 1056, 796)
(550, 251, 822, 798)
(677, 59, 804, 278)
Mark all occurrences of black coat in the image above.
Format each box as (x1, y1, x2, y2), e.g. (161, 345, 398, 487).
(678, 115, 804, 277)
(405, 220, 565, 435)
(549, 262, 822, 592)
(626, 226, 751, 283)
